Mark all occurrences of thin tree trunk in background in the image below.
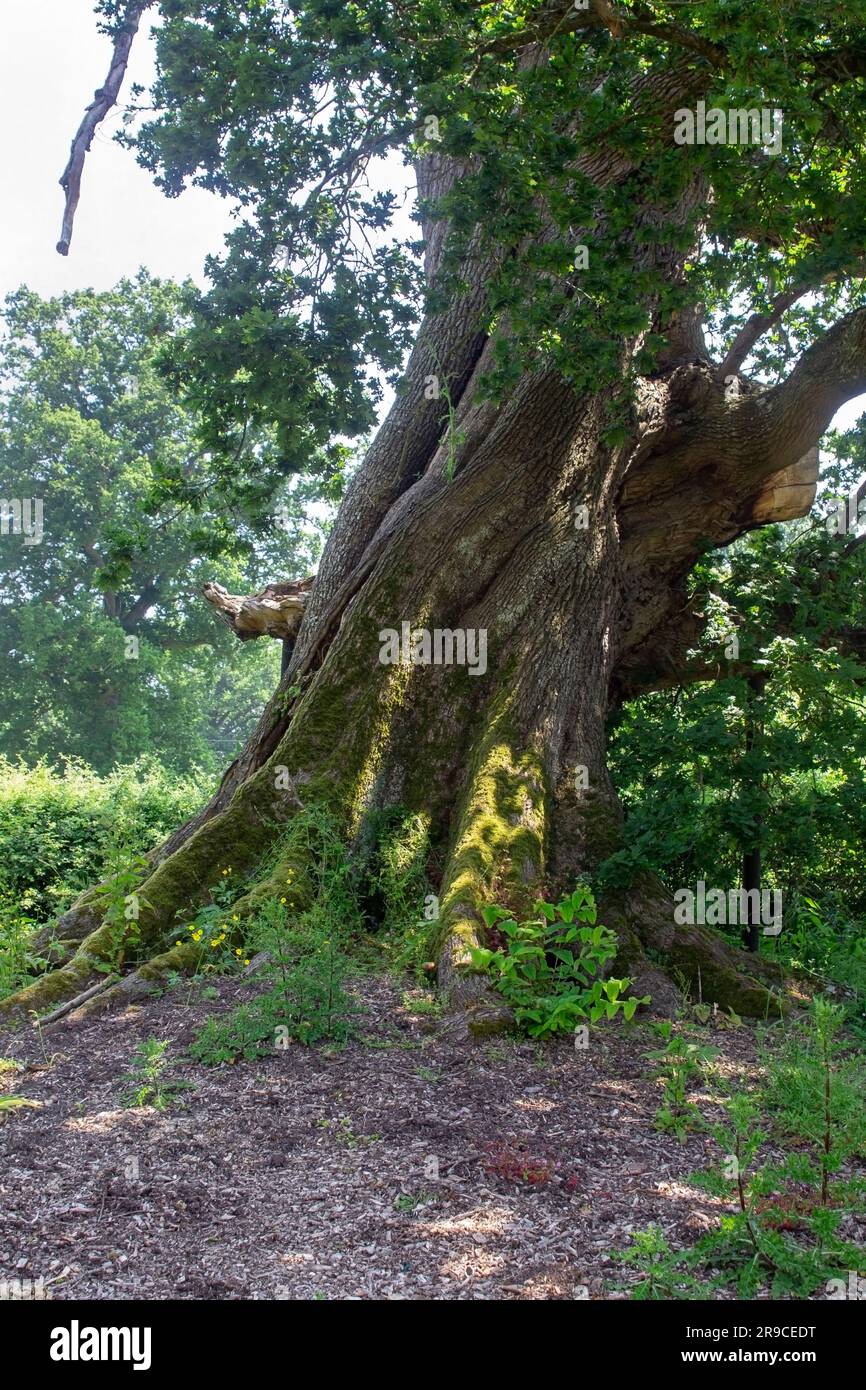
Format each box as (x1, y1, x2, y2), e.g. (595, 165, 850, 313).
(742, 672, 767, 954)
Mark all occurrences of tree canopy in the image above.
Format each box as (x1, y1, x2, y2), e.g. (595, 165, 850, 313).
(0, 272, 325, 770)
(85, 0, 866, 470)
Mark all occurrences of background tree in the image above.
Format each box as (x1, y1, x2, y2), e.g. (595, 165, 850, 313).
(606, 421, 866, 989)
(0, 272, 326, 773)
(5, 0, 866, 1026)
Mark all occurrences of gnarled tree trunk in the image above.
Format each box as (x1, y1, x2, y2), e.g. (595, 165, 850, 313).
(7, 44, 866, 1033)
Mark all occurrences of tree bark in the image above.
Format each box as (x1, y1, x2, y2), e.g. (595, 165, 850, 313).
(9, 46, 866, 1033)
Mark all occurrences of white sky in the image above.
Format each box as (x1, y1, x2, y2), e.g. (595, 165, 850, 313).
(0, 0, 233, 300)
(1, 0, 862, 434)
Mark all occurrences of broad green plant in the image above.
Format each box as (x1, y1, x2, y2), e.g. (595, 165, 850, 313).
(469, 887, 648, 1037)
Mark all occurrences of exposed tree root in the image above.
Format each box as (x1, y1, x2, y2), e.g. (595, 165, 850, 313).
(601, 879, 793, 1019)
(36, 976, 119, 1027)
(60, 942, 202, 1025)
(430, 708, 793, 1037)
(435, 702, 545, 1031)
(2, 684, 800, 1038)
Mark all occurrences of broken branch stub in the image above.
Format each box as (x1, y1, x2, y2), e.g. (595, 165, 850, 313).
(202, 577, 314, 642)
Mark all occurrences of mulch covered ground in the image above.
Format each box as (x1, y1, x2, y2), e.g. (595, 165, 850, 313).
(0, 973, 778, 1300)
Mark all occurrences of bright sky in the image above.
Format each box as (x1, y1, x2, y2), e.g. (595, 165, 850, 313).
(1, 0, 862, 435)
(0, 0, 233, 301)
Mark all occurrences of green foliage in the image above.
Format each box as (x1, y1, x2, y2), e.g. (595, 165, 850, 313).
(96, 0, 866, 467)
(469, 887, 649, 1036)
(121, 1038, 193, 1110)
(0, 1095, 40, 1116)
(255, 897, 362, 1045)
(0, 904, 48, 1003)
(618, 1001, 866, 1298)
(605, 435, 866, 1010)
(760, 997, 866, 1194)
(0, 757, 208, 996)
(402, 990, 442, 1018)
(169, 865, 250, 978)
(615, 1225, 710, 1302)
(644, 1021, 719, 1140)
(0, 274, 323, 773)
(393, 1191, 435, 1214)
(190, 901, 361, 1062)
(91, 849, 152, 974)
(190, 810, 367, 1062)
(784, 898, 866, 1032)
(359, 808, 436, 977)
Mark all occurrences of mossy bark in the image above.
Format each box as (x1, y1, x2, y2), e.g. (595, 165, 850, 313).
(1, 396, 800, 1034)
(3, 114, 833, 1036)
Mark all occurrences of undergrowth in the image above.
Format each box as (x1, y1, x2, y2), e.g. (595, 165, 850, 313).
(617, 998, 866, 1298)
(469, 887, 649, 1037)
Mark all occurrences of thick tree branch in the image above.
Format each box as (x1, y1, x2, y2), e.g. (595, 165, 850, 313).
(755, 305, 866, 474)
(485, 0, 725, 64)
(121, 578, 162, 631)
(717, 286, 808, 381)
(618, 304, 866, 567)
(56, 1, 154, 255)
(717, 257, 866, 382)
(202, 578, 314, 642)
(616, 311, 864, 595)
(808, 45, 866, 86)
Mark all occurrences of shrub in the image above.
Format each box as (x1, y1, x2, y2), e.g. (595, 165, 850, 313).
(617, 999, 866, 1298)
(469, 886, 649, 1037)
(190, 902, 362, 1063)
(120, 1038, 193, 1111)
(0, 756, 208, 995)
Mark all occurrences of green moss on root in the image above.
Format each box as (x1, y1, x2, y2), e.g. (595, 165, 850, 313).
(0, 918, 120, 1025)
(666, 933, 788, 1018)
(437, 696, 547, 998)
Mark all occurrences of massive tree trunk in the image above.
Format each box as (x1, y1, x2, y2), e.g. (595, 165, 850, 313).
(6, 44, 866, 1032)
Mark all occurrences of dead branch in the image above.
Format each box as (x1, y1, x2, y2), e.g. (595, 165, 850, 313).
(56, 1, 154, 255)
(37, 976, 118, 1027)
(202, 577, 314, 642)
